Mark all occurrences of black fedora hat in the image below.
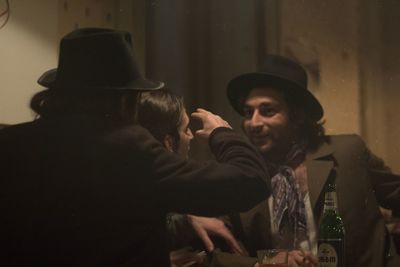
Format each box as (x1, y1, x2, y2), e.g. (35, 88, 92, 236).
(227, 55, 323, 121)
(38, 28, 164, 91)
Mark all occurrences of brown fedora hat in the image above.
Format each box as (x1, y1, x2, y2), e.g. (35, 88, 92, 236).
(227, 55, 323, 121)
(38, 28, 164, 91)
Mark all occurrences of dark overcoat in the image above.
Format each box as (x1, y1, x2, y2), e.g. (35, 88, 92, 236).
(0, 117, 270, 267)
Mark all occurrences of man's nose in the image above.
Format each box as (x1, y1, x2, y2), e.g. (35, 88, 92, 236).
(248, 111, 263, 132)
(250, 111, 263, 126)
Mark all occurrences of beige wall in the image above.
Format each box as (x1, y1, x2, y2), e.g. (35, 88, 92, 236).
(58, 0, 115, 40)
(0, 0, 58, 124)
(59, 0, 147, 76)
(278, 0, 400, 172)
(279, 0, 361, 135)
(0, 0, 146, 125)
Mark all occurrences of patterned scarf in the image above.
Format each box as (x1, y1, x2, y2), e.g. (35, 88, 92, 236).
(271, 144, 308, 249)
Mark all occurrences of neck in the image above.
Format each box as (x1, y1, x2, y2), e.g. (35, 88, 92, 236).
(264, 140, 307, 167)
(263, 149, 288, 164)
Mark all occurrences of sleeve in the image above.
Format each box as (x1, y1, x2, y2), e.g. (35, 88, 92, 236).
(364, 141, 400, 217)
(166, 213, 197, 249)
(125, 125, 271, 216)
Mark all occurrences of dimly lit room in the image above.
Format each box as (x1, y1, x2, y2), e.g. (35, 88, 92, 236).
(0, 1, 399, 266)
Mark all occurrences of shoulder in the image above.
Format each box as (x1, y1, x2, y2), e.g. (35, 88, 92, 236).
(0, 121, 37, 140)
(105, 124, 153, 141)
(102, 124, 167, 161)
(325, 134, 366, 149)
(102, 124, 161, 150)
(321, 134, 370, 162)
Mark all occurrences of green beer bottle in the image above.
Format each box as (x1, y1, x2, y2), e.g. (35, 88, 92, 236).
(317, 182, 345, 267)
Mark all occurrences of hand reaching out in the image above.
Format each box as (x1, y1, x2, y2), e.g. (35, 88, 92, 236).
(187, 215, 244, 255)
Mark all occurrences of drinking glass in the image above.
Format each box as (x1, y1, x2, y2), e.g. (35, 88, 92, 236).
(257, 249, 288, 267)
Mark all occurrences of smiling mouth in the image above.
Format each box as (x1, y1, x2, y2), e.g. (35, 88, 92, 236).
(251, 135, 270, 144)
(251, 134, 269, 140)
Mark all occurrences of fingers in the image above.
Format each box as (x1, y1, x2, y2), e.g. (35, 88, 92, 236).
(288, 254, 300, 267)
(191, 108, 231, 129)
(288, 250, 302, 267)
(217, 228, 244, 254)
(204, 218, 243, 254)
(288, 250, 317, 267)
(303, 251, 318, 266)
(188, 215, 243, 254)
(190, 108, 232, 140)
(196, 227, 215, 252)
(303, 251, 318, 267)
(190, 108, 208, 121)
(189, 215, 216, 252)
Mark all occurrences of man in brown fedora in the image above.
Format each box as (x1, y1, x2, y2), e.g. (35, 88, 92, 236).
(186, 55, 400, 267)
(0, 28, 272, 267)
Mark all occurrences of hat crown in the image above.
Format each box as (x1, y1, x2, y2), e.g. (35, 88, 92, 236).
(260, 55, 307, 88)
(226, 54, 323, 121)
(38, 28, 163, 91)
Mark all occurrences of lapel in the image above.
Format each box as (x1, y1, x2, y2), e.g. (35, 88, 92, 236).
(305, 141, 335, 211)
(238, 199, 272, 252)
(238, 140, 336, 251)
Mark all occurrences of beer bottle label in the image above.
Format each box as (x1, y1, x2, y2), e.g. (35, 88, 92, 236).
(317, 239, 344, 267)
(323, 192, 337, 210)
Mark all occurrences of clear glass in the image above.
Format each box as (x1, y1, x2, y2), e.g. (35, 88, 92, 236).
(257, 249, 288, 267)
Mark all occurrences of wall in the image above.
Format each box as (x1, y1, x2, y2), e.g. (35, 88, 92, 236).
(0, 0, 58, 124)
(0, 0, 142, 125)
(278, 0, 400, 172)
(383, 1, 400, 172)
(58, 0, 147, 76)
(58, 0, 115, 39)
(279, 0, 361, 135)
(145, 0, 266, 159)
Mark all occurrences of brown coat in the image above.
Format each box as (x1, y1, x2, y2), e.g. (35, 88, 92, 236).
(212, 135, 400, 267)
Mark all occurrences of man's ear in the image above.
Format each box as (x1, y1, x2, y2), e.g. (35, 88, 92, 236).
(163, 135, 175, 153)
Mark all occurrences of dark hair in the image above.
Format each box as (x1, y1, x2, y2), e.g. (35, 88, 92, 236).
(137, 89, 185, 150)
(282, 88, 326, 151)
(30, 88, 141, 124)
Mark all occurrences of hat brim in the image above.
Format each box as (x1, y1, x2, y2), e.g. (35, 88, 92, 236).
(227, 72, 323, 121)
(37, 68, 164, 91)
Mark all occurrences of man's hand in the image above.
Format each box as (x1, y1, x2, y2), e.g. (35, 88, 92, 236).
(288, 250, 317, 267)
(191, 108, 232, 141)
(187, 215, 244, 254)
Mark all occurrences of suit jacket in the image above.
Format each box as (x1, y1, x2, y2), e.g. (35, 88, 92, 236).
(211, 134, 400, 267)
(0, 117, 270, 267)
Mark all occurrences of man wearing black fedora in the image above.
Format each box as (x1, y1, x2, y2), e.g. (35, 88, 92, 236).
(0, 28, 272, 266)
(194, 55, 400, 267)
